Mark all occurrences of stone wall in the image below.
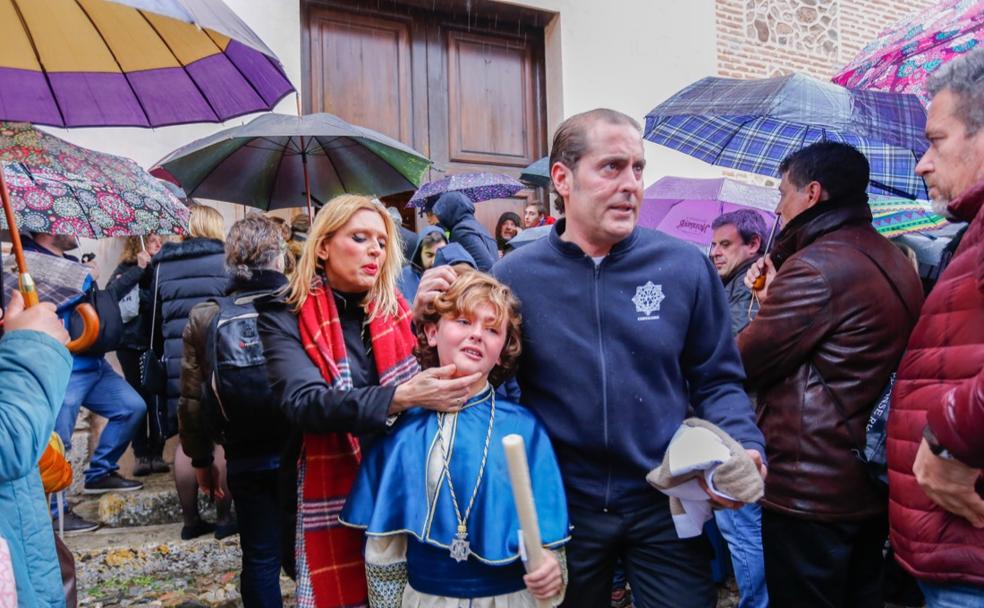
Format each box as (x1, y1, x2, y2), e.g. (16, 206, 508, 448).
(716, 0, 937, 80)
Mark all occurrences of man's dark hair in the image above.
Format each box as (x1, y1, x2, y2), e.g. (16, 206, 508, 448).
(778, 141, 869, 201)
(711, 209, 768, 254)
(927, 46, 984, 135)
(549, 108, 641, 175)
(421, 231, 447, 248)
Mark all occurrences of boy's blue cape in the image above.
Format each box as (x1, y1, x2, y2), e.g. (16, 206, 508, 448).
(340, 385, 570, 564)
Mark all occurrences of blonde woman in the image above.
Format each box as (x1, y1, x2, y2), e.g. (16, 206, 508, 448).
(147, 204, 233, 540)
(256, 195, 481, 607)
(108, 234, 166, 476)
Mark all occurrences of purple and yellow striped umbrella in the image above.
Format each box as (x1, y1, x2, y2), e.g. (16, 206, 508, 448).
(0, 0, 294, 128)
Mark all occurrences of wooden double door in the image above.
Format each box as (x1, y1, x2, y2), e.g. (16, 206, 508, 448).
(303, 0, 549, 231)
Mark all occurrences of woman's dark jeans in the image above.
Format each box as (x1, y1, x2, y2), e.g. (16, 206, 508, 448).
(228, 467, 283, 607)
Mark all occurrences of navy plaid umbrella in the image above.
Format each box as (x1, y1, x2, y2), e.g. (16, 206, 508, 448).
(644, 73, 929, 199)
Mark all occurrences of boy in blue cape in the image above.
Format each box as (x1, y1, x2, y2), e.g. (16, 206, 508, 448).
(341, 269, 569, 607)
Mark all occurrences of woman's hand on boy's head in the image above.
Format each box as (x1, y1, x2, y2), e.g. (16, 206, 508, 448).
(524, 550, 563, 600)
(413, 266, 459, 320)
(390, 363, 483, 415)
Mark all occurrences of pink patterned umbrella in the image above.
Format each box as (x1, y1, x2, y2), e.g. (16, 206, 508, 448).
(0, 122, 188, 237)
(833, 0, 984, 105)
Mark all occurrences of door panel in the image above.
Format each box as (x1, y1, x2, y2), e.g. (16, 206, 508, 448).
(308, 8, 412, 145)
(446, 30, 537, 167)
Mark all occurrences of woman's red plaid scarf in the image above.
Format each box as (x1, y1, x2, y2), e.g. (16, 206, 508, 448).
(296, 278, 419, 607)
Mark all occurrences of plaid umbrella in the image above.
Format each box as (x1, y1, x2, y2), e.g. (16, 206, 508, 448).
(0, 123, 188, 236)
(408, 172, 525, 209)
(869, 196, 949, 238)
(520, 156, 551, 187)
(833, 0, 984, 105)
(644, 73, 929, 200)
(0, 0, 293, 127)
(2, 251, 89, 312)
(152, 112, 431, 214)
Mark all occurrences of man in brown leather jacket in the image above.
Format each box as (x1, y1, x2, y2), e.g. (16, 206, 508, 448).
(738, 142, 924, 608)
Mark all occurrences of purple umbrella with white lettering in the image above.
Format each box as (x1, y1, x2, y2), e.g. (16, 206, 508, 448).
(638, 176, 778, 247)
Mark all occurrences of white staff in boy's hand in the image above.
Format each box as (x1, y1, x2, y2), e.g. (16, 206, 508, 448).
(503, 433, 555, 608)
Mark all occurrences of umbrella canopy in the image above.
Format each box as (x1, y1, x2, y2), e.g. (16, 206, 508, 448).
(408, 172, 525, 209)
(869, 196, 949, 238)
(505, 224, 552, 250)
(0, 0, 294, 128)
(2, 250, 89, 311)
(833, 0, 984, 105)
(520, 156, 551, 187)
(0, 122, 188, 236)
(643, 73, 929, 200)
(153, 112, 432, 211)
(638, 177, 778, 248)
(0, 161, 188, 237)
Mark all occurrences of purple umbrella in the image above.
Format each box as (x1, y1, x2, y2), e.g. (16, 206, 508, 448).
(408, 172, 525, 209)
(638, 176, 778, 247)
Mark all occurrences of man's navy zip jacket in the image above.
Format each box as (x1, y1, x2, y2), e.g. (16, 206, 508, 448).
(492, 220, 765, 512)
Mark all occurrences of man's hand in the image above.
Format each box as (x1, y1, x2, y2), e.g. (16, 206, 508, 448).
(913, 438, 984, 528)
(390, 364, 483, 414)
(744, 255, 776, 304)
(194, 463, 225, 501)
(0, 291, 69, 344)
(523, 549, 563, 600)
(136, 250, 152, 269)
(412, 266, 458, 320)
(699, 449, 766, 510)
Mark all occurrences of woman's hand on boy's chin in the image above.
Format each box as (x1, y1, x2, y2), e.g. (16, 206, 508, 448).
(390, 363, 483, 414)
(524, 550, 563, 600)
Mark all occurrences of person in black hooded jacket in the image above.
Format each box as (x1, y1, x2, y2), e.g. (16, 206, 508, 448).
(108, 234, 168, 477)
(146, 204, 233, 540)
(431, 191, 498, 271)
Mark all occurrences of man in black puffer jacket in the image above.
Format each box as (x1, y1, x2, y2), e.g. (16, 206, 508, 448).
(432, 191, 498, 271)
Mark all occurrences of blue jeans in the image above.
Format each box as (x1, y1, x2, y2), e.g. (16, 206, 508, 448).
(715, 504, 768, 608)
(55, 358, 145, 483)
(228, 468, 283, 607)
(919, 581, 984, 608)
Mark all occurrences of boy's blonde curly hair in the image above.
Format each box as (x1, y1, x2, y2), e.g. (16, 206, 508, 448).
(415, 268, 522, 387)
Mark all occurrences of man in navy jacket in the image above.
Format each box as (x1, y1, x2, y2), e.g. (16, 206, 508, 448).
(415, 109, 765, 607)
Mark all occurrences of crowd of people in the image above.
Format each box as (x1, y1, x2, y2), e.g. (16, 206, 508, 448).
(1, 46, 982, 608)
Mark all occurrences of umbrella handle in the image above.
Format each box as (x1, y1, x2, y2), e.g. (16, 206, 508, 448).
(66, 303, 99, 354)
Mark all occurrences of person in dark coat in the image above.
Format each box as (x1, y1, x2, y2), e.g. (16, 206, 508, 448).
(108, 234, 168, 477)
(494, 211, 522, 255)
(710, 209, 768, 335)
(396, 225, 446, 302)
(256, 194, 486, 604)
(386, 205, 419, 265)
(739, 142, 924, 607)
(147, 205, 233, 540)
(432, 191, 498, 271)
(181, 215, 291, 607)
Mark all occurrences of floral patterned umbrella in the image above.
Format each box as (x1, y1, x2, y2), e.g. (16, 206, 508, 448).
(408, 172, 525, 209)
(833, 0, 984, 104)
(0, 122, 188, 237)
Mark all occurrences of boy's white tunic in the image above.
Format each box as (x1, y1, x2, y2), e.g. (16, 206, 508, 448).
(340, 386, 570, 607)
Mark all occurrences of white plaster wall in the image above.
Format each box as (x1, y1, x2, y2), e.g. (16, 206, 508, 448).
(36, 0, 723, 278)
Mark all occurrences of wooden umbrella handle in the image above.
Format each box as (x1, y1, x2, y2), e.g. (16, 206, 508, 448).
(65, 303, 99, 353)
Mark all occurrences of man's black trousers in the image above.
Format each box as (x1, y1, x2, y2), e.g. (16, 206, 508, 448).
(562, 499, 716, 608)
(762, 508, 887, 608)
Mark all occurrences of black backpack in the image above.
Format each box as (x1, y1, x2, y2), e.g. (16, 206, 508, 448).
(68, 287, 123, 356)
(203, 293, 275, 431)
